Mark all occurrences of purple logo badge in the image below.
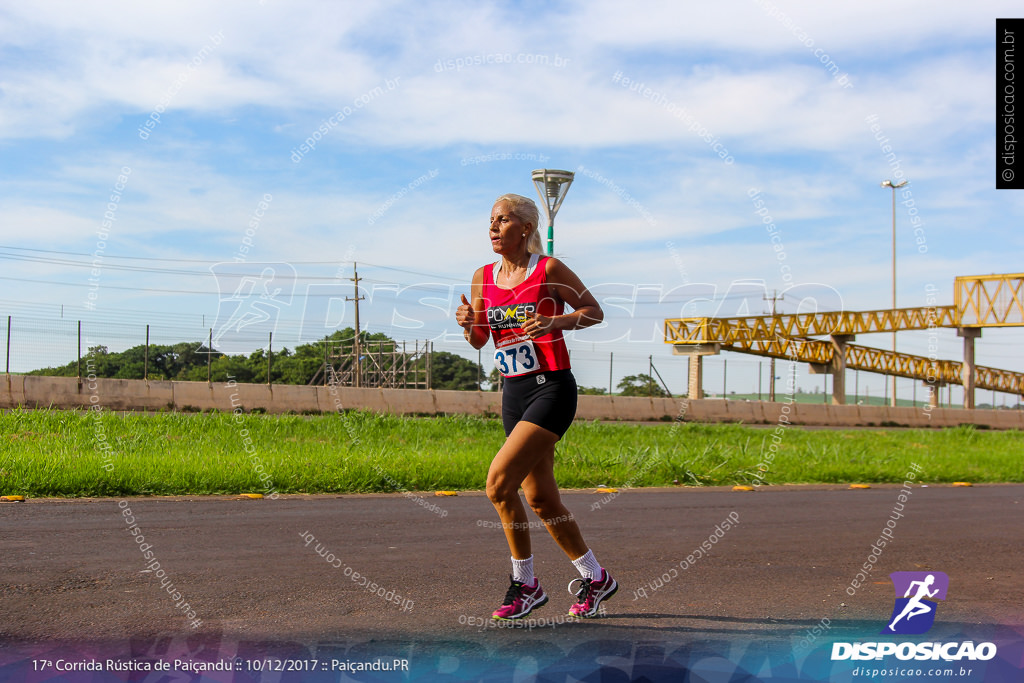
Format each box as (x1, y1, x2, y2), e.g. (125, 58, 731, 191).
(882, 571, 949, 635)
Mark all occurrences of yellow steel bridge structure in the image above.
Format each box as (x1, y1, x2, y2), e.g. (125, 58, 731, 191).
(664, 273, 1024, 406)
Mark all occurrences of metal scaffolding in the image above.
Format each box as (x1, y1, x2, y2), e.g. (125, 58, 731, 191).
(309, 339, 431, 389)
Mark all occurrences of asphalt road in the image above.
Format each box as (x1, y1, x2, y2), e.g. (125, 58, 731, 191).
(1, 485, 1022, 680)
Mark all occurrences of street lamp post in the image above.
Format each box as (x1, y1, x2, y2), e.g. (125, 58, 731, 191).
(531, 169, 575, 255)
(881, 179, 908, 407)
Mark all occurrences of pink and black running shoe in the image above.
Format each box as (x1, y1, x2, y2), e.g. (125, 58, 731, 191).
(568, 568, 617, 617)
(491, 575, 548, 620)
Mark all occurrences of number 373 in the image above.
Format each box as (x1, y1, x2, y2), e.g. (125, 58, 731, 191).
(495, 344, 536, 376)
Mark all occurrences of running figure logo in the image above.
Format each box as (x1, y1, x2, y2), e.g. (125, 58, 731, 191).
(882, 571, 949, 635)
(209, 262, 297, 354)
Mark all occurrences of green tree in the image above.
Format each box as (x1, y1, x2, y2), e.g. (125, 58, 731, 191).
(149, 342, 221, 380)
(429, 351, 484, 390)
(26, 328, 488, 390)
(616, 374, 669, 397)
(185, 354, 256, 383)
(28, 342, 224, 380)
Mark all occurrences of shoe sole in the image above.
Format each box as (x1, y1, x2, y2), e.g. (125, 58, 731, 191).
(569, 579, 618, 618)
(492, 593, 549, 621)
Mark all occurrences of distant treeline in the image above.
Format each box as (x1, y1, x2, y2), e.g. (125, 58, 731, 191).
(27, 328, 485, 390)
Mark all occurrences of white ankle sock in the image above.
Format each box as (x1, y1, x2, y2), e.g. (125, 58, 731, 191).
(511, 555, 534, 584)
(571, 549, 602, 580)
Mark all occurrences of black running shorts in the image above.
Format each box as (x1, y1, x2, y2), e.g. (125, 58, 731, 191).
(500, 369, 578, 438)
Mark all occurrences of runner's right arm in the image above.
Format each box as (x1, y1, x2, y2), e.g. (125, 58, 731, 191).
(458, 266, 490, 350)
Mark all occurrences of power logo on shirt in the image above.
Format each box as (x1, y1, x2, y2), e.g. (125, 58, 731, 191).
(487, 302, 537, 330)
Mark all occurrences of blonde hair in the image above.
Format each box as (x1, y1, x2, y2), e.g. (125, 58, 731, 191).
(495, 193, 545, 255)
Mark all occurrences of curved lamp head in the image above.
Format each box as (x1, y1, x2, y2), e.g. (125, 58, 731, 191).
(531, 169, 575, 255)
(532, 169, 574, 216)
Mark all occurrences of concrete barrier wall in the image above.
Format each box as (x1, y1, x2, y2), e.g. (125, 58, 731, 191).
(2, 375, 1022, 429)
(19, 376, 176, 411)
(222, 382, 321, 414)
(170, 382, 224, 412)
(1, 374, 26, 409)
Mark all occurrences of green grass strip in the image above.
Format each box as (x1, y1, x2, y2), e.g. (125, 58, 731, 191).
(0, 408, 1021, 497)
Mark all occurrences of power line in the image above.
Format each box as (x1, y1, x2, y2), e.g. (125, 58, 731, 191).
(0, 270, 767, 306)
(0, 244, 340, 264)
(0, 252, 467, 282)
(0, 245, 468, 281)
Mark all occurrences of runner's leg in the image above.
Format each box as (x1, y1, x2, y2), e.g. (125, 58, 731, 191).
(486, 420, 561, 558)
(521, 445, 588, 559)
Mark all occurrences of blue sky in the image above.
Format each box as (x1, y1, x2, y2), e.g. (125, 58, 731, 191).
(1, 1, 1021, 401)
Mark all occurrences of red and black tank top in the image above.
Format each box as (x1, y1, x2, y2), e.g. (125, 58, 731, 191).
(481, 255, 571, 376)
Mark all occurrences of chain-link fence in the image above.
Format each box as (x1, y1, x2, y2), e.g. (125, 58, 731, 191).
(6, 313, 1017, 407)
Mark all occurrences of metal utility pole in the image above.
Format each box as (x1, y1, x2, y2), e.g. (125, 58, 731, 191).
(608, 352, 613, 395)
(763, 290, 784, 401)
(347, 263, 365, 387)
(881, 179, 908, 406)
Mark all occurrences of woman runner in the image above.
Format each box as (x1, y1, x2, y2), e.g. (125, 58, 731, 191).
(455, 193, 617, 620)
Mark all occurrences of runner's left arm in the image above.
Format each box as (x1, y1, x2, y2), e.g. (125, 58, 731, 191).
(521, 258, 603, 338)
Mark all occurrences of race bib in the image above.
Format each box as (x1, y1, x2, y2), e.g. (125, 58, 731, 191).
(494, 339, 538, 377)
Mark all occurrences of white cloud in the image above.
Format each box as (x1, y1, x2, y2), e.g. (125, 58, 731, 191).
(0, 0, 1021, 382)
